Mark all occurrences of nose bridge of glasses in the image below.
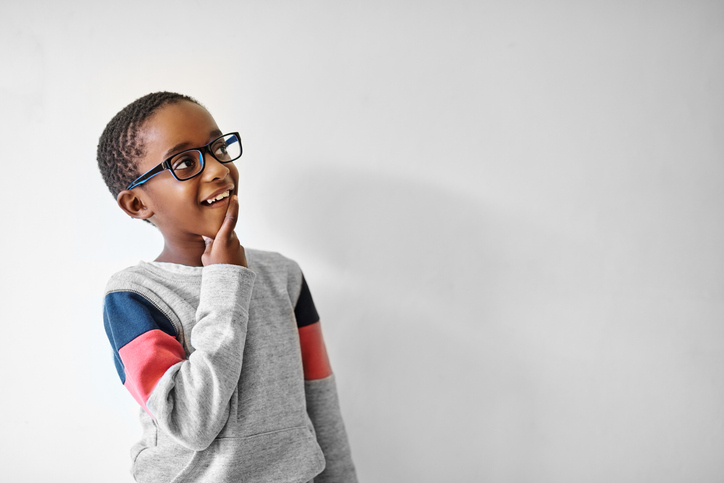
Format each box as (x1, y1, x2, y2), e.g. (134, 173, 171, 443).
(201, 147, 230, 178)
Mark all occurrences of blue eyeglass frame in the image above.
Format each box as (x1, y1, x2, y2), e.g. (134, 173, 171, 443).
(126, 132, 242, 190)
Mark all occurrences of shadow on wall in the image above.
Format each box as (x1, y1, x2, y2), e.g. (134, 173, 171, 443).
(268, 165, 538, 480)
(273, 165, 508, 320)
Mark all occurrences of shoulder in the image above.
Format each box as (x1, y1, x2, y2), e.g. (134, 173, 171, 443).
(105, 263, 153, 293)
(104, 263, 182, 325)
(104, 263, 166, 302)
(105, 261, 200, 292)
(246, 248, 302, 278)
(245, 248, 307, 300)
(103, 266, 182, 346)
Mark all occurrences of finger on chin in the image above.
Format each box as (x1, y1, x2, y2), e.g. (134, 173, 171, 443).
(219, 197, 239, 235)
(227, 195, 239, 219)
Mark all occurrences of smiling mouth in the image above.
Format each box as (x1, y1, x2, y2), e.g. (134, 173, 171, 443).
(203, 190, 231, 205)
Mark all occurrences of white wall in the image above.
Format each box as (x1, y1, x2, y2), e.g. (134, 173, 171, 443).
(1, 1, 723, 481)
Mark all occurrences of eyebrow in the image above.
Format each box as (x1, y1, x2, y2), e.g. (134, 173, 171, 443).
(163, 129, 224, 159)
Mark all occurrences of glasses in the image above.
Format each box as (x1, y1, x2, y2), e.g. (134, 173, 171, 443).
(126, 132, 242, 190)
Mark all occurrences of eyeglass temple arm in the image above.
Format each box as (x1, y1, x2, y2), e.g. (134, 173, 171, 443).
(126, 162, 169, 190)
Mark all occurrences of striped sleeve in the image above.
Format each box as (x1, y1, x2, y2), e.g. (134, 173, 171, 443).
(294, 275, 319, 328)
(103, 291, 186, 416)
(295, 275, 331, 380)
(295, 273, 358, 482)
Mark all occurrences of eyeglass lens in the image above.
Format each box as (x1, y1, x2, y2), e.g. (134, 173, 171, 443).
(169, 134, 242, 180)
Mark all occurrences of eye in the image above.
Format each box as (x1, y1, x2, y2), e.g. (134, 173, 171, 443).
(172, 154, 198, 172)
(213, 142, 230, 159)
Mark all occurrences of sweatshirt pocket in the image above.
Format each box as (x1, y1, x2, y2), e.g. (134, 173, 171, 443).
(171, 425, 325, 483)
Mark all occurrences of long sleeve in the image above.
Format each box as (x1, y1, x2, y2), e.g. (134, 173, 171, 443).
(295, 275, 358, 482)
(305, 375, 358, 483)
(103, 264, 256, 451)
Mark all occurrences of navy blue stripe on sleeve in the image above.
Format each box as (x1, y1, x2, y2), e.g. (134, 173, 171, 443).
(295, 275, 320, 328)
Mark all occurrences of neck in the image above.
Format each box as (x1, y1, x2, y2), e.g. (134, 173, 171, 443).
(155, 238, 206, 267)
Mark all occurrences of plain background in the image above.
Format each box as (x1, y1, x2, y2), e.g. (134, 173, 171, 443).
(1, 1, 723, 481)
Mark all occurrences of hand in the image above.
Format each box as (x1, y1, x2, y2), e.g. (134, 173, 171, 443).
(201, 195, 248, 267)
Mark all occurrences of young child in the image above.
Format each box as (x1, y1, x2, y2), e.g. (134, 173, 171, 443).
(97, 92, 357, 482)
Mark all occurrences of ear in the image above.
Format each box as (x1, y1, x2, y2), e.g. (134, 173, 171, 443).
(117, 189, 155, 221)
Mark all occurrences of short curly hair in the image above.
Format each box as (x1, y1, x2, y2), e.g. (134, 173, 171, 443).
(97, 91, 200, 199)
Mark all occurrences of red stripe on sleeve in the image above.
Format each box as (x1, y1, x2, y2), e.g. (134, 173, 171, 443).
(118, 329, 186, 415)
(298, 321, 333, 380)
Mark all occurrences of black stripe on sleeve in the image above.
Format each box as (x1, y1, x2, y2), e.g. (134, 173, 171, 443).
(295, 275, 320, 328)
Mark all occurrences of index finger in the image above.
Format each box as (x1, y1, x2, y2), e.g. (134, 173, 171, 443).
(216, 194, 239, 240)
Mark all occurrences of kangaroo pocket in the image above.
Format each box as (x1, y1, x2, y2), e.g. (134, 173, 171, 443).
(157, 425, 325, 483)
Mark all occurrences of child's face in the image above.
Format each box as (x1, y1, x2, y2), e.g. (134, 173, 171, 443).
(133, 101, 240, 240)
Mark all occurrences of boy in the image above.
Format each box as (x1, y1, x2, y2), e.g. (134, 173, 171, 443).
(97, 92, 357, 482)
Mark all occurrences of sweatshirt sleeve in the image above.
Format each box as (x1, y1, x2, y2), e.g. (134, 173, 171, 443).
(103, 264, 256, 451)
(295, 275, 358, 482)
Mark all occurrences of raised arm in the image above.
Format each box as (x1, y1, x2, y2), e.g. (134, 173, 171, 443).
(104, 264, 255, 451)
(103, 195, 254, 451)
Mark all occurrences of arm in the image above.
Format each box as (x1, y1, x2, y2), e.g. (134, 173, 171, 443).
(296, 276, 358, 482)
(104, 264, 255, 451)
(104, 195, 251, 451)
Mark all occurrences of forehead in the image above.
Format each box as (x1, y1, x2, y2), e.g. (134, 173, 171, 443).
(140, 101, 221, 162)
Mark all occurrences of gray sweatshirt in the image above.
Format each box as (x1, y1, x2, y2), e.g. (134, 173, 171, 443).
(103, 249, 357, 482)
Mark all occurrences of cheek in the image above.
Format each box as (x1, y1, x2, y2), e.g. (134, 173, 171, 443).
(148, 180, 197, 214)
(229, 164, 240, 186)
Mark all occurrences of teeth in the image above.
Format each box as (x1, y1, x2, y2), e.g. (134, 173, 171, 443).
(206, 191, 230, 204)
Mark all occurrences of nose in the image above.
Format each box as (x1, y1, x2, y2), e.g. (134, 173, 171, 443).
(202, 151, 231, 181)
